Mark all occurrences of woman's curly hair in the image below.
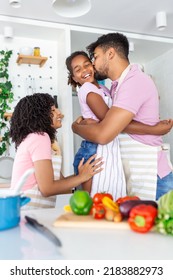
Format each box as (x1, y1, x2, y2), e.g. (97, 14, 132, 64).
(65, 51, 91, 89)
(10, 93, 56, 149)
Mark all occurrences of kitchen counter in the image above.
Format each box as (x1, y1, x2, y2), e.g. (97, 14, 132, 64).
(0, 204, 173, 260)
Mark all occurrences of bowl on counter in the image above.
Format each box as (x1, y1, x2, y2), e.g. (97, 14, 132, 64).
(19, 46, 33, 56)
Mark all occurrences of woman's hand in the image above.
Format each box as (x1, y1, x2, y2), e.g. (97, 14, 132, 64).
(78, 154, 103, 182)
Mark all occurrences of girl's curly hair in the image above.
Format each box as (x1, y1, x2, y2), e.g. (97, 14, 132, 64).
(10, 93, 56, 148)
(65, 51, 91, 89)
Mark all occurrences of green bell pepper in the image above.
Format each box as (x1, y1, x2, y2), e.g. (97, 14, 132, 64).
(70, 190, 93, 215)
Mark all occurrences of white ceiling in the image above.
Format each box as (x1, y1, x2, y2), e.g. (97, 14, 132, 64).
(0, 0, 173, 64)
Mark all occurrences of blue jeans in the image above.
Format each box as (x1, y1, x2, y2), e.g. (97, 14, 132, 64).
(73, 140, 98, 175)
(156, 172, 173, 200)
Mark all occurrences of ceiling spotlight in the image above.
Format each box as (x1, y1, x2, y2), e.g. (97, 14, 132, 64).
(129, 42, 134, 52)
(9, 0, 21, 8)
(156, 11, 167, 31)
(52, 0, 91, 18)
(4, 26, 14, 39)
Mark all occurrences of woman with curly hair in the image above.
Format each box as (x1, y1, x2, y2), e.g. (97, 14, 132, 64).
(10, 93, 103, 208)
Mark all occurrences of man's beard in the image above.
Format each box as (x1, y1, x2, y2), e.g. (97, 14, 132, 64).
(94, 71, 107, 81)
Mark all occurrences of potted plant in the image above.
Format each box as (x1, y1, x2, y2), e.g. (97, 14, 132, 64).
(0, 50, 14, 156)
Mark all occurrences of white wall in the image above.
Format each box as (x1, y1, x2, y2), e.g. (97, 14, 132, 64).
(145, 49, 173, 163)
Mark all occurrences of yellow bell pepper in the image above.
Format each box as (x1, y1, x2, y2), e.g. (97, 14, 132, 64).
(102, 197, 119, 212)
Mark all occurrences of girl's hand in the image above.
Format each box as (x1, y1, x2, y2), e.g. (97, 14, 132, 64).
(154, 119, 173, 135)
(77, 154, 103, 182)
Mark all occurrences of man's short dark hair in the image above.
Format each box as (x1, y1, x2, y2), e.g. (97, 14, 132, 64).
(87, 32, 129, 60)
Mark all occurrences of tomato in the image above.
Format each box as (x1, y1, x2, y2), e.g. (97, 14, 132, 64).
(116, 196, 140, 205)
(93, 193, 113, 205)
(91, 204, 106, 219)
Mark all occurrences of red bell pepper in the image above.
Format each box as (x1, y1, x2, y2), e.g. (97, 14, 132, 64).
(128, 204, 157, 233)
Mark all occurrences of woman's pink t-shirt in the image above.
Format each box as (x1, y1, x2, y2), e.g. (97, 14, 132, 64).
(11, 133, 52, 191)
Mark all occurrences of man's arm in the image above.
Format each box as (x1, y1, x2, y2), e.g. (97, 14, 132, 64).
(76, 118, 173, 135)
(124, 119, 173, 135)
(72, 106, 134, 145)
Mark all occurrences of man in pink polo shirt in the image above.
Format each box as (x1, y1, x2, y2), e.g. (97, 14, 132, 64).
(72, 32, 173, 200)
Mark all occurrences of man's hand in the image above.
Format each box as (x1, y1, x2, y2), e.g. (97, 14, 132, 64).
(80, 118, 98, 125)
(73, 116, 98, 125)
(75, 116, 83, 124)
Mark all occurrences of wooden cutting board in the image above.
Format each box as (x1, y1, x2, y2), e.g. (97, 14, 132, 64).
(53, 212, 129, 229)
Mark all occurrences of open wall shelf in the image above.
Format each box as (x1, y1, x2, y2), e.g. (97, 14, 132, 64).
(16, 54, 48, 67)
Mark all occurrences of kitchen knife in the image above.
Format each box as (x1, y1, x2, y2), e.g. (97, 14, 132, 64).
(25, 215, 62, 247)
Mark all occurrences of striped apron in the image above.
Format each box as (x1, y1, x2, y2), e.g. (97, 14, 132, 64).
(118, 133, 159, 200)
(90, 87, 127, 200)
(22, 151, 62, 209)
(91, 137, 127, 200)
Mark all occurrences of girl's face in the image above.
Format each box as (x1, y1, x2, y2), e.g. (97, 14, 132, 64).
(51, 106, 63, 129)
(71, 55, 95, 86)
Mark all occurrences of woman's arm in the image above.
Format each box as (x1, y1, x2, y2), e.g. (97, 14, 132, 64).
(123, 119, 173, 135)
(33, 155, 103, 197)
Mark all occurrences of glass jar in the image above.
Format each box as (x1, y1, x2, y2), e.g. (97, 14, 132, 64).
(34, 47, 40, 56)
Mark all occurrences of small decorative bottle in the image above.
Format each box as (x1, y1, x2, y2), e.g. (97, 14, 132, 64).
(34, 47, 40, 56)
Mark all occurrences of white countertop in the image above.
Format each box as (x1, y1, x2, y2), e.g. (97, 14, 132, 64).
(0, 202, 173, 260)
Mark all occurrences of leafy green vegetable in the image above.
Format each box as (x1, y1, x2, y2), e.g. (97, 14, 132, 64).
(158, 190, 173, 219)
(155, 191, 173, 235)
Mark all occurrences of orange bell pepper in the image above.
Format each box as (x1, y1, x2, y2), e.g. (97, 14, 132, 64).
(128, 204, 157, 233)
